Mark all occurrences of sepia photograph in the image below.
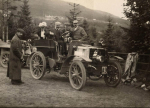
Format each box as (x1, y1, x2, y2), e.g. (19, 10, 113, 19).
(0, 0, 150, 107)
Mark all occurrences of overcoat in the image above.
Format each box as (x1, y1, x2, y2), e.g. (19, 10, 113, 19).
(7, 35, 23, 80)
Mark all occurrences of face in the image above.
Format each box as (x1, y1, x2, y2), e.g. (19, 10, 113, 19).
(17, 32, 23, 38)
(56, 25, 60, 29)
(73, 22, 78, 28)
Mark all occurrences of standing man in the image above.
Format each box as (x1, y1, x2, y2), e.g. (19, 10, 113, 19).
(7, 28, 25, 85)
(68, 20, 88, 56)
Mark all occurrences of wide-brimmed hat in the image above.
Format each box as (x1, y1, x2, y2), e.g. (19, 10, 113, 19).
(39, 22, 47, 27)
(17, 28, 25, 34)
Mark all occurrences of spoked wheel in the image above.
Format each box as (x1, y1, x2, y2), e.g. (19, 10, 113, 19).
(0, 51, 9, 68)
(30, 51, 46, 80)
(104, 60, 122, 87)
(69, 60, 86, 90)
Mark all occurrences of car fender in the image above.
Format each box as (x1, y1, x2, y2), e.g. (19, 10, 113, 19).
(60, 55, 89, 74)
(110, 56, 124, 62)
(25, 52, 36, 66)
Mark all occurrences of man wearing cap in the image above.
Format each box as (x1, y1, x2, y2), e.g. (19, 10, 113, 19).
(72, 20, 87, 41)
(7, 28, 25, 85)
(67, 20, 88, 56)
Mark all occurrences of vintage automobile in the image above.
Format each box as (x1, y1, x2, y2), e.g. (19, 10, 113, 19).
(0, 40, 10, 68)
(27, 35, 122, 90)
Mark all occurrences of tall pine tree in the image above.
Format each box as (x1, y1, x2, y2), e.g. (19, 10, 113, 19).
(66, 3, 81, 27)
(103, 17, 114, 51)
(18, 0, 32, 39)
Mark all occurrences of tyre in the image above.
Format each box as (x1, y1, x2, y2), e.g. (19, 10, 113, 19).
(104, 60, 122, 87)
(0, 51, 9, 68)
(30, 51, 46, 80)
(69, 60, 86, 90)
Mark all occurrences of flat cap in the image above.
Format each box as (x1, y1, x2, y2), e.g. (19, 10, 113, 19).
(17, 28, 25, 34)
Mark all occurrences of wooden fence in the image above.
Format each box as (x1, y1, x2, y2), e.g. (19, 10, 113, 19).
(108, 52, 150, 76)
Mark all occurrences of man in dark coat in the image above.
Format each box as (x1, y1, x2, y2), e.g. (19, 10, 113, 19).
(7, 28, 25, 85)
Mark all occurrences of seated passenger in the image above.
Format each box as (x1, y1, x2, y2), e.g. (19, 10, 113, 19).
(37, 22, 47, 39)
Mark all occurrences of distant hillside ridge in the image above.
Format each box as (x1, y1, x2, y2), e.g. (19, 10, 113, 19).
(10, 0, 129, 27)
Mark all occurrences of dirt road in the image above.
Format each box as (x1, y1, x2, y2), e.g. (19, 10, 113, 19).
(0, 67, 150, 107)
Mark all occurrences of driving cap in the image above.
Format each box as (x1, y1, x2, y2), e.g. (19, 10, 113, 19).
(17, 28, 25, 34)
(73, 20, 78, 23)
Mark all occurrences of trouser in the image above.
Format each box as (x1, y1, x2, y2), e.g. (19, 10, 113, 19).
(58, 41, 66, 55)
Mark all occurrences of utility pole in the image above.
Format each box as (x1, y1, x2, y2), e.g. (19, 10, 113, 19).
(2, 0, 19, 41)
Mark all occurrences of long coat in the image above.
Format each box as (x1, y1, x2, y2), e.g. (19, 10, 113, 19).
(7, 35, 23, 80)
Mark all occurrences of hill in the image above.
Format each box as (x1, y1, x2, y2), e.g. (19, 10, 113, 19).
(9, 0, 129, 27)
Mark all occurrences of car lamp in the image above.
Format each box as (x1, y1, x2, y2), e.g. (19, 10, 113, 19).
(96, 55, 104, 62)
(32, 47, 37, 52)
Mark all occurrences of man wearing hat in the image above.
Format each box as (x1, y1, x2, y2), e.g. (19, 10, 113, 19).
(7, 28, 25, 85)
(72, 20, 87, 41)
(67, 20, 88, 56)
(37, 22, 47, 39)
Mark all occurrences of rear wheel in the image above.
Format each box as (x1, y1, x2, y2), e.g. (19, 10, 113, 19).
(104, 60, 122, 87)
(0, 51, 9, 68)
(69, 60, 86, 90)
(30, 51, 46, 80)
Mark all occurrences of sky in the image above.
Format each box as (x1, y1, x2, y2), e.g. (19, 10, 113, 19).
(62, 0, 126, 18)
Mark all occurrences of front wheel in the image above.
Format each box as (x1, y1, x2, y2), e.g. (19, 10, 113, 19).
(69, 60, 86, 90)
(0, 51, 9, 68)
(104, 60, 122, 87)
(30, 51, 46, 80)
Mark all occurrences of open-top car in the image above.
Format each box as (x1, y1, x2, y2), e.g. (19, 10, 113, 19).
(26, 34, 122, 90)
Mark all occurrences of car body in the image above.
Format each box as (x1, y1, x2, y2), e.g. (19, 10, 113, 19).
(27, 36, 122, 90)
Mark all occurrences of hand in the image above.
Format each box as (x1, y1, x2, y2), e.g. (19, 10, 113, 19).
(50, 31, 54, 35)
(54, 41, 58, 45)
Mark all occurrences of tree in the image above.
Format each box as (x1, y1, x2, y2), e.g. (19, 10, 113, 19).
(1, 0, 19, 40)
(18, 0, 32, 40)
(66, 3, 81, 26)
(102, 16, 129, 52)
(111, 26, 129, 52)
(124, 0, 150, 53)
(103, 17, 114, 51)
(81, 19, 89, 34)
